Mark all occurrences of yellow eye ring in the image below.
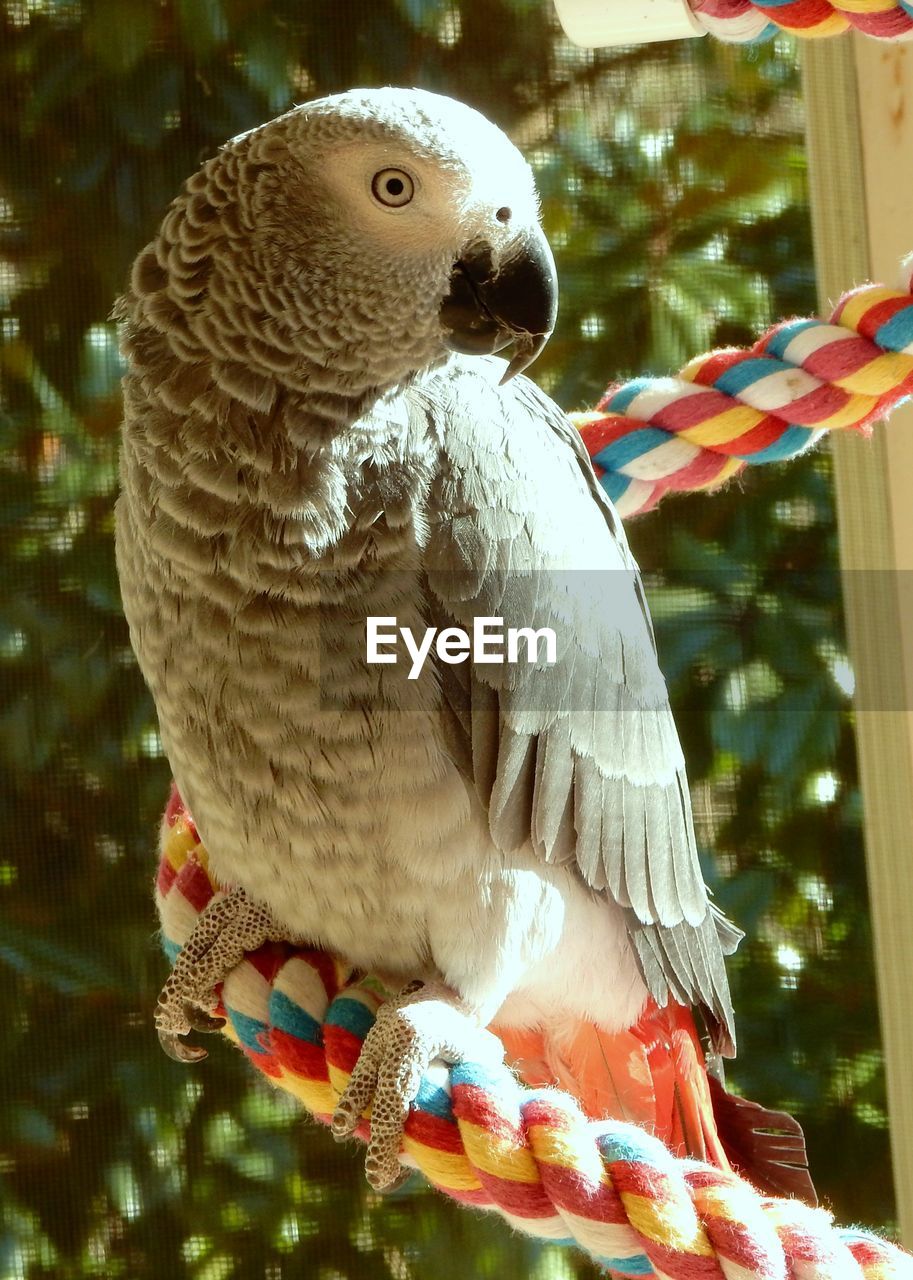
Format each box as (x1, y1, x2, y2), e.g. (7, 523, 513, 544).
(371, 168, 415, 208)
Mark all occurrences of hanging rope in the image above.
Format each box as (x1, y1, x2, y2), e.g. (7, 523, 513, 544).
(157, 807, 912, 1279)
(574, 270, 913, 517)
(687, 0, 913, 43)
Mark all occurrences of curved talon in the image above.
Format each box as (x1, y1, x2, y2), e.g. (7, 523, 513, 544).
(158, 1028, 209, 1063)
(368, 1162, 413, 1194)
(184, 1004, 226, 1033)
(331, 1095, 362, 1140)
(331, 1112, 350, 1139)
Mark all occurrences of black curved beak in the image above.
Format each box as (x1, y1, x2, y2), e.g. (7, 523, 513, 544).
(440, 227, 558, 383)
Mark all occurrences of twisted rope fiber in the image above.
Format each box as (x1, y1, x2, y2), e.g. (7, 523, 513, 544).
(157, 811, 911, 1278)
(687, 0, 913, 42)
(574, 269, 913, 517)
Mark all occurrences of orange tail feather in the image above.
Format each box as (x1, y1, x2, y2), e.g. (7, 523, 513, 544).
(492, 999, 728, 1166)
(493, 1002, 815, 1203)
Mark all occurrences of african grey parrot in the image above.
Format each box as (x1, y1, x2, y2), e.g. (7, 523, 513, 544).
(115, 87, 806, 1197)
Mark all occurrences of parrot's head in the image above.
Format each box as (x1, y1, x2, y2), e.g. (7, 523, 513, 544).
(263, 86, 557, 386)
(133, 87, 557, 404)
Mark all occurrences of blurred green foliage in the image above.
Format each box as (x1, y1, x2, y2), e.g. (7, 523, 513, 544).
(0, 0, 892, 1275)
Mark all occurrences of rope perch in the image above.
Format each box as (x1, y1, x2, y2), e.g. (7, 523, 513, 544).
(155, 261, 913, 1273)
(687, 0, 913, 42)
(575, 267, 913, 516)
(157, 810, 911, 1278)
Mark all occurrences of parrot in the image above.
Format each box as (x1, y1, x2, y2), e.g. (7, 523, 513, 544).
(115, 86, 811, 1199)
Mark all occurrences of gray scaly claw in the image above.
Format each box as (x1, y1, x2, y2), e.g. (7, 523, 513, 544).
(331, 981, 505, 1192)
(155, 885, 284, 1063)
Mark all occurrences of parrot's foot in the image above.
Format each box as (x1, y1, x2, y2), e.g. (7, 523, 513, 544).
(331, 980, 505, 1192)
(156, 886, 284, 1064)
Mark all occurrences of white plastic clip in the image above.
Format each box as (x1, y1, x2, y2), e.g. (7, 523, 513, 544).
(553, 0, 704, 48)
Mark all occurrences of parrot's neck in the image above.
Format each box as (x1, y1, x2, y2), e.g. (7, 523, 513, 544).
(123, 157, 450, 432)
(118, 302, 442, 569)
(119, 278, 401, 439)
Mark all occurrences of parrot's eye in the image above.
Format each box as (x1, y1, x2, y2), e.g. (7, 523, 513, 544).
(371, 168, 415, 208)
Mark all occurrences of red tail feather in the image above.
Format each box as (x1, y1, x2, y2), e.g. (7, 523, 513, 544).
(493, 1001, 815, 1204)
(493, 999, 725, 1163)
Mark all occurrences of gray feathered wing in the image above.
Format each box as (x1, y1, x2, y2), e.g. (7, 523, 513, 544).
(413, 357, 739, 1055)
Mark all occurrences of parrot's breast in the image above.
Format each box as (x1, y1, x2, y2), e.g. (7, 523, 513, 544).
(116, 347, 651, 1033)
(117, 411, 464, 973)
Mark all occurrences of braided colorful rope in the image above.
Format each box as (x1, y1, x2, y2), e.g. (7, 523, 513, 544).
(574, 267, 913, 516)
(158, 805, 911, 1278)
(688, 0, 913, 42)
(155, 266, 913, 1273)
